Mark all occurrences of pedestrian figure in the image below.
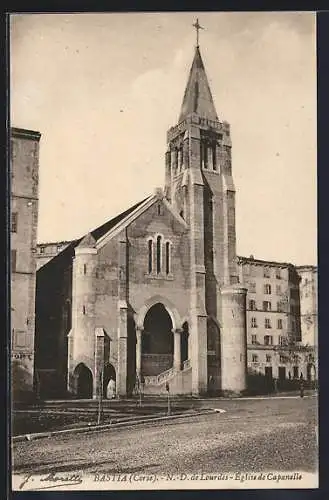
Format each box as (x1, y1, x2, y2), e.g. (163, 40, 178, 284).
(106, 377, 116, 399)
(300, 374, 304, 399)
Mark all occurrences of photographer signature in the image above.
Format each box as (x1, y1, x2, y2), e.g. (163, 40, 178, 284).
(19, 471, 83, 490)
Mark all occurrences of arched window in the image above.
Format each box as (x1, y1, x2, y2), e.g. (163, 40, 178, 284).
(165, 241, 171, 275)
(203, 142, 208, 168)
(156, 235, 162, 274)
(212, 145, 217, 171)
(148, 239, 153, 274)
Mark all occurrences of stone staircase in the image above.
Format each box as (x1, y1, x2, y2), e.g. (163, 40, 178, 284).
(143, 359, 192, 395)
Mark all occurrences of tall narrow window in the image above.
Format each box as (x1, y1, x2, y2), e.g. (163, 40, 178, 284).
(165, 242, 170, 275)
(148, 239, 153, 274)
(65, 300, 72, 332)
(11, 212, 18, 233)
(201, 141, 208, 169)
(249, 299, 256, 310)
(156, 236, 162, 274)
(11, 250, 17, 272)
(83, 264, 87, 275)
(83, 305, 86, 315)
(263, 300, 271, 311)
(212, 149, 217, 171)
(204, 143, 208, 168)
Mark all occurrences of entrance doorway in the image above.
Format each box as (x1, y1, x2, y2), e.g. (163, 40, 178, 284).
(74, 363, 93, 399)
(103, 363, 116, 398)
(278, 366, 286, 380)
(207, 318, 220, 394)
(142, 303, 173, 376)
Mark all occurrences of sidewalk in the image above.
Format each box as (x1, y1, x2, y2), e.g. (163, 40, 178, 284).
(12, 408, 218, 443)
(14, 389, 317, 407)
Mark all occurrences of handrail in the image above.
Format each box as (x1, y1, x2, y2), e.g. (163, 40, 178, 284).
(183, 359, 191, 370)
(144, 360, 191, 385)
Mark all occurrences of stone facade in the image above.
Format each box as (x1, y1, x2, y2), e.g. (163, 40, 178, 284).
(35, 45, 248, 399)
(237, 256, 317, 384)
(11, 127, 41, 401)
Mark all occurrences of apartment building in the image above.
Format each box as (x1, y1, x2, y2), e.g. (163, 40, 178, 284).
(238, 256, 316, 383)
(11, 127, 41, 400)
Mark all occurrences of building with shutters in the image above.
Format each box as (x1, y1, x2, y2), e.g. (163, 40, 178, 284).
(10, 127, 41, 401)
(237, 256, 317, 387)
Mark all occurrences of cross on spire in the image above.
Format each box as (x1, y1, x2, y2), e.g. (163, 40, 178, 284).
(192, 18, 204, 48)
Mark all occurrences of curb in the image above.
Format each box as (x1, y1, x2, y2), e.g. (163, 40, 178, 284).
(12, 408, 222, 443)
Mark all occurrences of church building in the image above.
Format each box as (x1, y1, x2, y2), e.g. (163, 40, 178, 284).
(34, 40, 248, 399)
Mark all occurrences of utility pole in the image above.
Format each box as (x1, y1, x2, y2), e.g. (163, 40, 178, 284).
(166, 382, 171, 416)
(139, 381, 142, 407)
(97, 368, 104, 425)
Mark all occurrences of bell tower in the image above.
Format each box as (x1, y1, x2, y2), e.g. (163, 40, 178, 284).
(164, 24, 247, 395)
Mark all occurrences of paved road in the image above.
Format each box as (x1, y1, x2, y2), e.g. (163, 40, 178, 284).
(12, 397, 318, 477)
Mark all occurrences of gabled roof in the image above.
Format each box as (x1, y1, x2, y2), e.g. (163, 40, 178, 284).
(96, 190, 188, 249)
(90, 197, 149, 241)
(37, 190, 189, 270)
(37, 197, 149, 272)
(179, 46, 218, 123)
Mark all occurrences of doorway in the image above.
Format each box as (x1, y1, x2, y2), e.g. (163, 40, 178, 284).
(74, 363, 93, 399)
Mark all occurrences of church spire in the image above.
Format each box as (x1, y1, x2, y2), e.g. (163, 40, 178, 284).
(178, 24, 219, 123)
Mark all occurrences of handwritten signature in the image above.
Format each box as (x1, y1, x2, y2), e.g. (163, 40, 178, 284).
(19, 471, 83, 490)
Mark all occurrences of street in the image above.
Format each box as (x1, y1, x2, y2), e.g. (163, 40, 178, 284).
(12, 396, 318, 482)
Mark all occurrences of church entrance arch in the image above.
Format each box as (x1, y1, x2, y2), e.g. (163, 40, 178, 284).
(142, 303, 174, 376)
(74, 363, 93, 399)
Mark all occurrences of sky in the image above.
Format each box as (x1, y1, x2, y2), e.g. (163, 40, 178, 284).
(10, 12, 317, 266)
